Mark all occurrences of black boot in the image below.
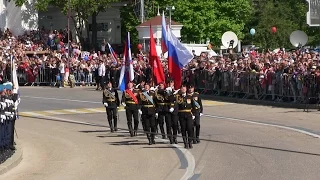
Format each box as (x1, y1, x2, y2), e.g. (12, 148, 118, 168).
(114, 119, 118, 131)
(169, 137, 173, 144)
(109, 121, 114, 133)
(128, 125, 134, 137)
(193, 136, 197, 144)
(173, 136, 178, 144)
(151, 134, 156, 144)
(162, 135, 166, 139)
(147, 134, 152, 145)
(189, 140, 193, 149)
(183, 137, 188, 149)
(133, 130, 137, 136)
(196, 136, 200, 144)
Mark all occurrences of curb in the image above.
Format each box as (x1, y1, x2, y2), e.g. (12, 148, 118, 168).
(201, 95, 318, 109)
(0, 141, 23, 175)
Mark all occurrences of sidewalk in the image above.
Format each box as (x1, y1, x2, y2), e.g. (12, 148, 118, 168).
(0, 142, 23, 175)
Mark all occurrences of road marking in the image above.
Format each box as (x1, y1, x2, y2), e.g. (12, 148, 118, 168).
(22, 96, 228, 107)
(203, 114, 320, 138)
(20, 108, 124, 117)
(22, 96, 101, 104)
(86, 108, 105, 113)
(22, 114, 196, 180)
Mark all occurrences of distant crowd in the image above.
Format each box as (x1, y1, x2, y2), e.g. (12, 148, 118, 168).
(0, 28, 320, 94)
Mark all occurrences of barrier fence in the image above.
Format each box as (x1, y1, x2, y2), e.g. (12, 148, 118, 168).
(4, 67, 320, 105)
(189, 69, 320, 105)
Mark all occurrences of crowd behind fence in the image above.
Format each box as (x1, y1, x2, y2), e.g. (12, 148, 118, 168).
(6, 68, 320, 105)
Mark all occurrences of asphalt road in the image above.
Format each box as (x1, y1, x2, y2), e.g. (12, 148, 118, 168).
(2, 86, 320, 180)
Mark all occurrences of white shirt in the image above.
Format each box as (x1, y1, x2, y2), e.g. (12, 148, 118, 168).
(101, 45, 106, 52)
(59, 62, 65, 73)
(98, 63, 105, 76)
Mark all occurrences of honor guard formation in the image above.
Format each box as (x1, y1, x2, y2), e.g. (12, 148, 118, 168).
(0, 82, 20, 154)
(102, 80, 203, 149)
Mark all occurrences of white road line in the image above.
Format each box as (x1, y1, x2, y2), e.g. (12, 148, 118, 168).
(43, 110, 66, 115)
(203, 114, 320, 138)
(22, 96, 101, 104)
(86, 108, 105, 113)
(63, 109, 87, 114)
(156, 138, 196, 180)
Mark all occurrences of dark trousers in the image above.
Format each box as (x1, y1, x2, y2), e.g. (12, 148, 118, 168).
(143, 113, 156, 137)
(179, 112, 194, 142)
(171, 114, 179, 137)
(194, 115, 200, 137)
(96, 76, 101, 89)
(106, 108, 117, 129)
(8, 119, 15, 147)
(157, 112, 166, 136)
(125, 109, 139, 131)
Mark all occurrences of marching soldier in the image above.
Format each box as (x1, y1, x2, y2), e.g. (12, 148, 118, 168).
(139, 83, 157, 145)
(176, 84, 196, 149)
(122, 81, 140, 137)
(154, 82, 168, 140)
(188, 84, 203, 144)
(103, 81, 120, 132)
(166, 80, 179, 144)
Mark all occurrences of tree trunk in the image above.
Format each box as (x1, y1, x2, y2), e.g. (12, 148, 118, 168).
(91, 11, 98, 51)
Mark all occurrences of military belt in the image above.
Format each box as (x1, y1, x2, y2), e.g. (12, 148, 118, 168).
(107, 99, 116, 101)
(143, 105, 154, 108)
(126, 101, 136, 104)
(179, 109, 192, 112)
(158, 103, 169, 105)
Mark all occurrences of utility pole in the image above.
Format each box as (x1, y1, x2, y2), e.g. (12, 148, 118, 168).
(140, 0, 145, 52)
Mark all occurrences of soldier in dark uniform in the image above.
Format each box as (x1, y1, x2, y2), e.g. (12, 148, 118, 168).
(102, 81, 120, 132)
(188, 84, 203, 144)
(6, 84, 16, 150)
(121, 81, 140, 137)
(135, 80, 145, 91)
(167, 80, 179, 144)
(139, 83, 157, 145)
(176, 84, 196, 149)
(155, 82, 169, 141)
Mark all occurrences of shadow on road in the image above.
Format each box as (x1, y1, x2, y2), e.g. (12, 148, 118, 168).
(202, 138, 320, 157)
(24, 115, 320, 157)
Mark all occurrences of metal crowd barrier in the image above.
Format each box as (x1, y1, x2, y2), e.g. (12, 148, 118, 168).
(14, 68, 97, 87)
(191, 70, 320, 105)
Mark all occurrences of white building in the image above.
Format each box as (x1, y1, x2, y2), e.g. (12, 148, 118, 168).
(0, 0, 125, 44)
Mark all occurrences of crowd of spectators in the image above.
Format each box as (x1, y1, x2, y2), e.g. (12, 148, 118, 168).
(1, 27, 320, 101)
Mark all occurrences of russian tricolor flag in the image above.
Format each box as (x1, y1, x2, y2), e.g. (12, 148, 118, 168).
(161, 11, 168, 54)
(167, 28, 194, 89)
(118, 32, 135, 91)
(107, 43, 118, 65)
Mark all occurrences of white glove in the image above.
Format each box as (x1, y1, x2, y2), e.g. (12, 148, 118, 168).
(166, 87, 172, 93)
(200, 113, 203, 117)
(104, 103, 108, 107)
(150, 87, 155, 91)
(155, 113, 158, 118)
(138, 110, 142, 115)
(169, 108, 174, 113)
(122, 102, 126, 107)
(173, 89, 180, 95)
(192, 116, 195, 120)
(2, 102, 6, 108)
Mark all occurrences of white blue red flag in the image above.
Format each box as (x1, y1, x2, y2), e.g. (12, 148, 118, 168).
(118, 32, 135, 91)
(167, 28, 194, 89)
(11, 56, 20, 119)
(161, 11, 168, 54)
(107, 43, 118, 65)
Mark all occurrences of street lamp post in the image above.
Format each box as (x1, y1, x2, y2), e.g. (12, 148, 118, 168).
(166, 6, 175, 29)
(67, 0, 71, 67)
